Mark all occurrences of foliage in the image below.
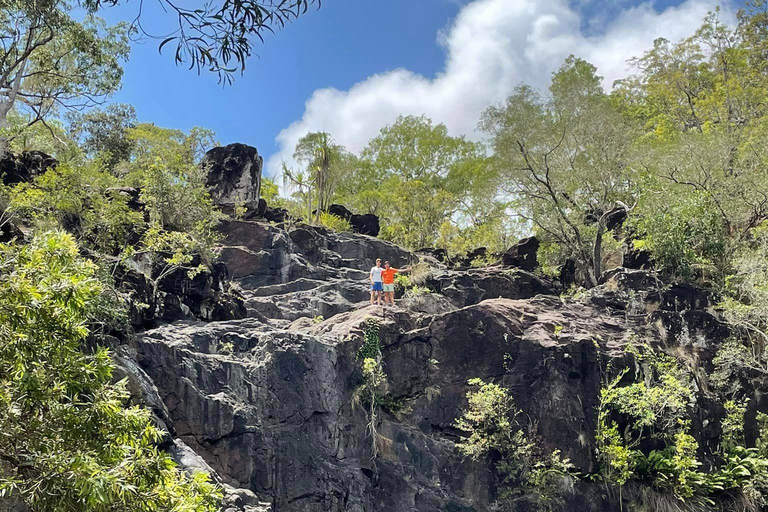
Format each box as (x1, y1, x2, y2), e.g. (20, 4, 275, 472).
(355, 318, 388, 459)
(261, 177, 280, 202)
(317, 211, 351, 233)
(282, 132, 351, 222)
(9, 162, 144, 255)
(596, 346, 693, 489)
(6, 111, 81, 160)
(138, 223, 210, 295)
(357, 318, 382, 361)
(596, 344, 768, 508)
(0, 4, 129, 151)
(480, 56, 636, 287)
(0, 231, 221, 510)
(87, 0, 321, 83)
(68, 103, 137, 170)
(336, 115, 492, 250)
(455, 378, 576, 510)
(218, 341, 234, 355)
(436, 210, 524, 260)
(123, 123, 222, 252)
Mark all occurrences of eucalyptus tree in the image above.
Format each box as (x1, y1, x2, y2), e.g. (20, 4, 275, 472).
(481, 56, 636, 287)
(86, 0, 322, 84)
(0, 0, 129, 154)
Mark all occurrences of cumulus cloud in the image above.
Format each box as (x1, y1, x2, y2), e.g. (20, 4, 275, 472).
(267, 0, 734, 180)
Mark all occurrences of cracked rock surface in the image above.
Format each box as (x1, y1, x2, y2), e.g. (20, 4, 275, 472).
(119, 220, 742, 511)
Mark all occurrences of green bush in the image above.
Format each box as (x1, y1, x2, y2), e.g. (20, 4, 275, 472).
(9, 163, 144, 255)
(317, 211, 352, 232)
(0, 232, 221, 511)
(596, 344, 768, 508)
(455, 378, 576, 510)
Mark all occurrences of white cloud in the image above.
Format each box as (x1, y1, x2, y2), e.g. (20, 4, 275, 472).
(267, 0, 734, 182)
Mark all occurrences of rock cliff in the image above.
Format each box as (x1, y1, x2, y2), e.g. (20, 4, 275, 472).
(114, 214, 749, 512)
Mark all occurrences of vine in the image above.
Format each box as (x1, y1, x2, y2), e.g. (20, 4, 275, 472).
(356, 318, 387, 460)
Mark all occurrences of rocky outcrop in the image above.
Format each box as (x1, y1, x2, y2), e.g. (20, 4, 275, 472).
(116, 215, 749, 512)
(501, 236, 539, 271)
(114, 254, 246, 330)
(325, 204, 380, 237)
(0, 150, 58, 185)
(202, 143, 263, 215)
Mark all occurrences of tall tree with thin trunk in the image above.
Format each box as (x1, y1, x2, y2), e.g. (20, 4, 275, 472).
(0, 0, 129, 155)
(480, 56, 636, 287)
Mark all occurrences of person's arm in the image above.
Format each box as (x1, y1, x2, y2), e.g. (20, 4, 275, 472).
(370, 269, 374, 284)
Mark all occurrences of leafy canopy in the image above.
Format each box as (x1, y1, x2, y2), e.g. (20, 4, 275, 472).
(0, 231, 221, 511)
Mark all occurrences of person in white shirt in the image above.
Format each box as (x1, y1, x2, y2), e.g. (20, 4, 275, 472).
(370, 258, 384, 306)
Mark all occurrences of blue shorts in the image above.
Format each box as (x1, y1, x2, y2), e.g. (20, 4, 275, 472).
(371, 282, 383, 292)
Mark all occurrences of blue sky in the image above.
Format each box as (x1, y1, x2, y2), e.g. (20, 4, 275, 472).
(100, 0, 462, 165)
(98, 0, 735, 178)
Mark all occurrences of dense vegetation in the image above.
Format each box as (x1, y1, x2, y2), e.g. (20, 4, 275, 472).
(3, 0, 768, 510)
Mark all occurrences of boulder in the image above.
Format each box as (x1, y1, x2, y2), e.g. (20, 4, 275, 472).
(604, 206, 628, 231)
(501, 236, 539, 271)
(0, 150, 58, 185)
(457, 246, 488, 268)
(202, 143, 262, 214)
(261, 204, 288, 224)
(623, 244, 652, 269)
(349, 213, 379, 236)
(327, 204, 353, 221)
(416, 247, 448, 264)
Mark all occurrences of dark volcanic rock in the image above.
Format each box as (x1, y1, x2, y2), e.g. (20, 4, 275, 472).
(427, 268, 554, 308)
(114, 216, 748, 512)
(623, 244, 652, 269)
(0, 150, 58, 185)
(328, 204, 353, 221)
(559, 258, 577, 289)
(0, 215, 24, 243)
(202, 143, 263, 214)
(604, 206, 628, 231)
(260, 204, 288, 224)
(349, 212, 379, 236)
(416, 247, 448, 264)
(501, 236, 539, 271)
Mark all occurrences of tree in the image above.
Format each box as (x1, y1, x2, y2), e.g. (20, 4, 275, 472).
(68, 103, 137, 169)
(0, 231, 221, 511)
(124, 123, 220, 251)
(282, 131, 354, 222)
(481, 57, 636, 286)
(612, 10, 768, 281)
(86, 0, 321, 83)
(0, 2, 129, 153)
(347, 115, 488, 250)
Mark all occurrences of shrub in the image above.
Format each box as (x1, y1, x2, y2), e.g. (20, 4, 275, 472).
(455, 378, 576, 510)
(596, 344, 768, 507)
(317, 211, 351, 232)
(0, 232, 221, 511)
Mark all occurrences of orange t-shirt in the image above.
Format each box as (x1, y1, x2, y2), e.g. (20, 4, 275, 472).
(381, 268, 399, 284)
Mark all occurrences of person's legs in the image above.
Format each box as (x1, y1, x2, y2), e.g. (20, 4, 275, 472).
(383, 284, 395, 305)
(371, 282, 383, 305)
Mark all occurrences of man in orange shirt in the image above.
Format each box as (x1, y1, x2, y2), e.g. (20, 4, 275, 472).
(380, 261, 411, 306)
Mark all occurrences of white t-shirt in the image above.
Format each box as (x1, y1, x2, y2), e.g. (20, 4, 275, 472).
(370, 266, 383, 282)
